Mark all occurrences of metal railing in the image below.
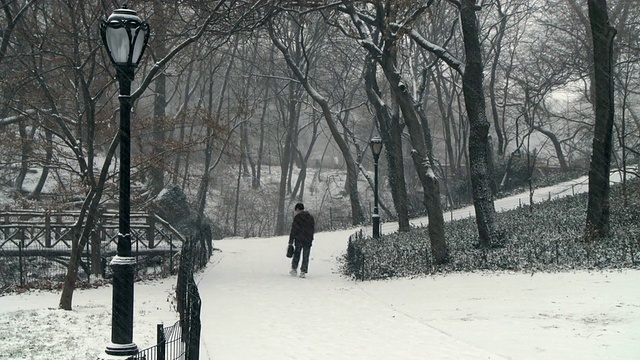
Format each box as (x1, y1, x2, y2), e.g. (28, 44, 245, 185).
(0, 210, 184, 291)
(136, 321, 186, 360)
(135, 236, 204, 360)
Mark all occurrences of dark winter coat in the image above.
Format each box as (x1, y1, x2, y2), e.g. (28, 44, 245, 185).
(289, 210, 315, 246)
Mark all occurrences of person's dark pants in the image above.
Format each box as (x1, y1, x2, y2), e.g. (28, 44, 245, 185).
(292, 241, 311, 273)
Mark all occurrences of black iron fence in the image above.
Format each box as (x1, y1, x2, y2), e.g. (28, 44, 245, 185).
(136, 321, 186, 360)
(127, 236, 206, 360)
(176, 237, 203, 360)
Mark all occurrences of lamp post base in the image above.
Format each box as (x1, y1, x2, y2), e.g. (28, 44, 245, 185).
(372, 214, 380, 238)
(101, 342, 138, 359)
(107, 256, 137, 358)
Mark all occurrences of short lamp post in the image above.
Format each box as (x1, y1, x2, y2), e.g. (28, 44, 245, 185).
(370, 137, 383, 238)
(100, 5, 149, 358)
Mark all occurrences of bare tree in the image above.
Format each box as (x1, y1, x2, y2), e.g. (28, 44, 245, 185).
(456, 0, 500, 247)
(485, 0, 533, 157)
(584, 0, 617, 241)
(338, 0, 448, 262)
(268, 12, 366, 226)
(363, 56, 411, 232)
(0, 0, 38, 66)
(145, 0, 170, 198)
(273, 70, 304, 235)
(614, 8, 640, 205)
(59, 0, 219, 310)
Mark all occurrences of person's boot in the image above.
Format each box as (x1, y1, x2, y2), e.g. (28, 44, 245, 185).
(289, 269, 297, 276)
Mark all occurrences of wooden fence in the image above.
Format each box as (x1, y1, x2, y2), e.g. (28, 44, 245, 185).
(0, 210, 184, 289)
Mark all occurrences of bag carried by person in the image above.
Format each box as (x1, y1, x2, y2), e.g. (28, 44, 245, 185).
(286, 244, 294, 258)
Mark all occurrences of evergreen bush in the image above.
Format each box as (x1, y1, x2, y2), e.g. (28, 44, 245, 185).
(343, 179, 640, 280)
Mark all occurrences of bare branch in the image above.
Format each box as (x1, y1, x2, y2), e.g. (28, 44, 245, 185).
(337, 3, 465, 74)
(0, 0, 39, 65)
(131, 13, 216, 100)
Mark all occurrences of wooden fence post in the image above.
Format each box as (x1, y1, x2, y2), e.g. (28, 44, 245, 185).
(19, 228, 24, 287)
(169, 235, 174, 274)
(147, 212, 155, 249)
(89, 211, 102, 277)
(91, 228, 101, 277)
(45, 210, 51, 248)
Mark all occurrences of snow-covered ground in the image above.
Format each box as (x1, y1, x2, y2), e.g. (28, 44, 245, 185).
(201, 235, 640, 360)
(0, 173, 639, 359)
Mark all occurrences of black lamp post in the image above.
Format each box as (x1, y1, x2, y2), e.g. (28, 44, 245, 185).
(100, 5, 149, 358)
(370, 137, 383, 238)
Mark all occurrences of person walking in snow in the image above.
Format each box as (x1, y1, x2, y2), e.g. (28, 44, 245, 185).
(289, 202, 315, 278)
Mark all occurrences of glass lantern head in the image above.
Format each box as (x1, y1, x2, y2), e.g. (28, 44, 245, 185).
(101, 7, 149, 67)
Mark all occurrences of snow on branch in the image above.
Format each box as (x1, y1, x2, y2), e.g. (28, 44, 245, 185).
(339, 2, 383, 57)
(422, 157, 436, 180)
(350, 9, 465, 75)
(0, 108, 75, 127)
(407, 29, 465, 75)
(0, 109, 38, 126)
(444, 0, 461, 9)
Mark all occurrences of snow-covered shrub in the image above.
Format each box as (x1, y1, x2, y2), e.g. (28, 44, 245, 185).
(343, 178, 640, 280)
(344, 229, 431, 280)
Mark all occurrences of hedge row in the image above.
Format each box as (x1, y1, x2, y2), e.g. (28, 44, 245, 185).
(343, 179, 640, 280)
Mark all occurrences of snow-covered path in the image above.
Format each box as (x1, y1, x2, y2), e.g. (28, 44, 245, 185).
(197, 231, 510, 360)
(198, 232, 640, 360)
(385, 175, 593, 232)
(196, 175, 640, 360)
(198, 229, 507, 359)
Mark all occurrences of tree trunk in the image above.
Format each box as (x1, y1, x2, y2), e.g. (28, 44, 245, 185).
(364, 57, 410, 232)
(291, 118, 318, 202)
(59, 135, 118, 310)
(241, 121, 252, 177)
(379, 41, 448, 264)
(489, 5, 507, 156)
(255, 71, 271, 189)
(197, 48, 235, 226)
(172, 50, 199, 185)
(460, 0, 498, 248)
(584, 0, 616, 241)
(59, 192, 97, 310)
(432, 68, 458, 177)
(147, 1, 168, 197)
(340, 0, 446, 260)
(30, 129, 52, 198)
(14, 121, 33, 193)
(254, 45, 275, 189)
(274, 83, 298, 235)
(255, 95, 267, 189)
(534, 126, 569, 171)
(233, 156, 242, 236)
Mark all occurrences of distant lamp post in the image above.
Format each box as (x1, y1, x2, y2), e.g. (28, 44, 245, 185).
(100, 5, 149, 358)
(370, 137, 383, 238)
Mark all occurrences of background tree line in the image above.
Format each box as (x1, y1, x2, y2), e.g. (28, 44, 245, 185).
(1, 0, 638, 306)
